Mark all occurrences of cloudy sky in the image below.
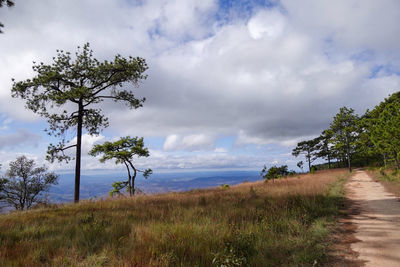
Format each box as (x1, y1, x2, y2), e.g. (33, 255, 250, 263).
(0, 0, 399, 173)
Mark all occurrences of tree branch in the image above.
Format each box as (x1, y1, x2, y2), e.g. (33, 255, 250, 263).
(56, 144, 77, 151)
(88, 69, 124, 93)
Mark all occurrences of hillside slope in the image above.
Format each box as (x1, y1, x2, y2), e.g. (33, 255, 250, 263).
(0, 169, 349, 266)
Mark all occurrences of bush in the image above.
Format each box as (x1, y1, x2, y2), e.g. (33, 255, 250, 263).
(310, 166, 317, 174)
(261, 165, 289, 181)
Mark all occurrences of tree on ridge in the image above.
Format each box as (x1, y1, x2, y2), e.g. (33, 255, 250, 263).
(292, 138, 319, 172)
(89, 136, 152, 196)
(12, 43, 149, 202)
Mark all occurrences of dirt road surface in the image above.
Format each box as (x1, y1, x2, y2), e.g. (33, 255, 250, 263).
(345, 170, 400, 266)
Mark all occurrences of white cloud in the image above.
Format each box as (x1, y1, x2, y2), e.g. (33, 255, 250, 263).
(0, 129, 40, 150)
(247, 9, 286, 40)
(66, 134, 105, 156)
(163, 134, 215, 151)
(214, 147, 227, 153)
(281, 0, 400, 67)
(1, 1, 400, 171)
(163, 135, 180, 150)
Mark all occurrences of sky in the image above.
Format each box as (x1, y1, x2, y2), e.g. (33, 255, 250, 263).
(0, 0, 399, 174)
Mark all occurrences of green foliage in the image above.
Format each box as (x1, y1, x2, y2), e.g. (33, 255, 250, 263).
(90, 136, 150, 163)
(297, 161, 304, 172)
(89, 136, 152, 196)
(12, 44, 148, 163)
(11, 43, 148, 202)
(221, 184, 230, 189)
(261, 165, 289, 181)
(109, 181, 129, 197)
(212, 231, 255, 267)
(0, 156, 58, 210)
(292, 138, 320, 172)
(329, 107, 359, 172)
(315, 129, 337, 169)
(310, 166, 317, 174)
(363, 93, 400, 168)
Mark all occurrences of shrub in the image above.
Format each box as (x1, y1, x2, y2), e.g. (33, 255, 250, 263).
(261, 165, 289, 181)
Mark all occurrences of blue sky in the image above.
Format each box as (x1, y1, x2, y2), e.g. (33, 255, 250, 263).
(0, 0, 399, 174)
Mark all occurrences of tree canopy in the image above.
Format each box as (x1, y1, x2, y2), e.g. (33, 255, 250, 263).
(0, 156, 58, 210)
(363, 93, 400, 168)
(314, 130, 335, 169)
(11, 43, 149, 202)
(329, 107, 359, 172)
(292, 138, 319, 172)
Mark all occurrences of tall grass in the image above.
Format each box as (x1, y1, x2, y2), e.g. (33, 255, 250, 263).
(0, 169, 349, 266)
(367, 167, 400, 197)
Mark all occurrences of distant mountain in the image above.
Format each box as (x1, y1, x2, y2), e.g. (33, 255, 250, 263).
(49, 170, 261, 203)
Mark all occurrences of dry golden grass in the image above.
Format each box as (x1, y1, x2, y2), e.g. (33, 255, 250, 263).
(0, 169, 349, 266)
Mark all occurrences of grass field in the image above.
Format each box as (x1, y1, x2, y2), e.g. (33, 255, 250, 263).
(0, 169, 349, 266)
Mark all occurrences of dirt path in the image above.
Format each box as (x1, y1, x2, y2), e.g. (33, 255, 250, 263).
(345, 170, 400, 266)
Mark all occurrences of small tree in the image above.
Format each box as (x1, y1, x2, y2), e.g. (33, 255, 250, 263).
(12, 43, 148, 202)
(0, 0, 14, 33)
(0, 156, 58, 210)
(292, 138, 319, 172)
(315, 130, 335, 169)
(261, 165, 289, 182)
(330, 107, 359, 172)
(89, 136, 152, 196)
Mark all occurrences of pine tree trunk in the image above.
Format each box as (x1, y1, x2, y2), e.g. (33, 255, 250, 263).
(132, 167, 136, 195)
(132, 175, 135, 195)
(347, 154, 352, 172)
(127, 161, 137, 195)
(347, 147, 352, 172)
(383, 153, 387, 168)
(395, 152, 400, 170)
(74, 102, 83, 203)
(328, 154, 331, 169)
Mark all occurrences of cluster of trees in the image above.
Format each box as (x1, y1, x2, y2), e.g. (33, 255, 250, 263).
(293, 92, 400, 172)
(8, 43, 152, 204)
